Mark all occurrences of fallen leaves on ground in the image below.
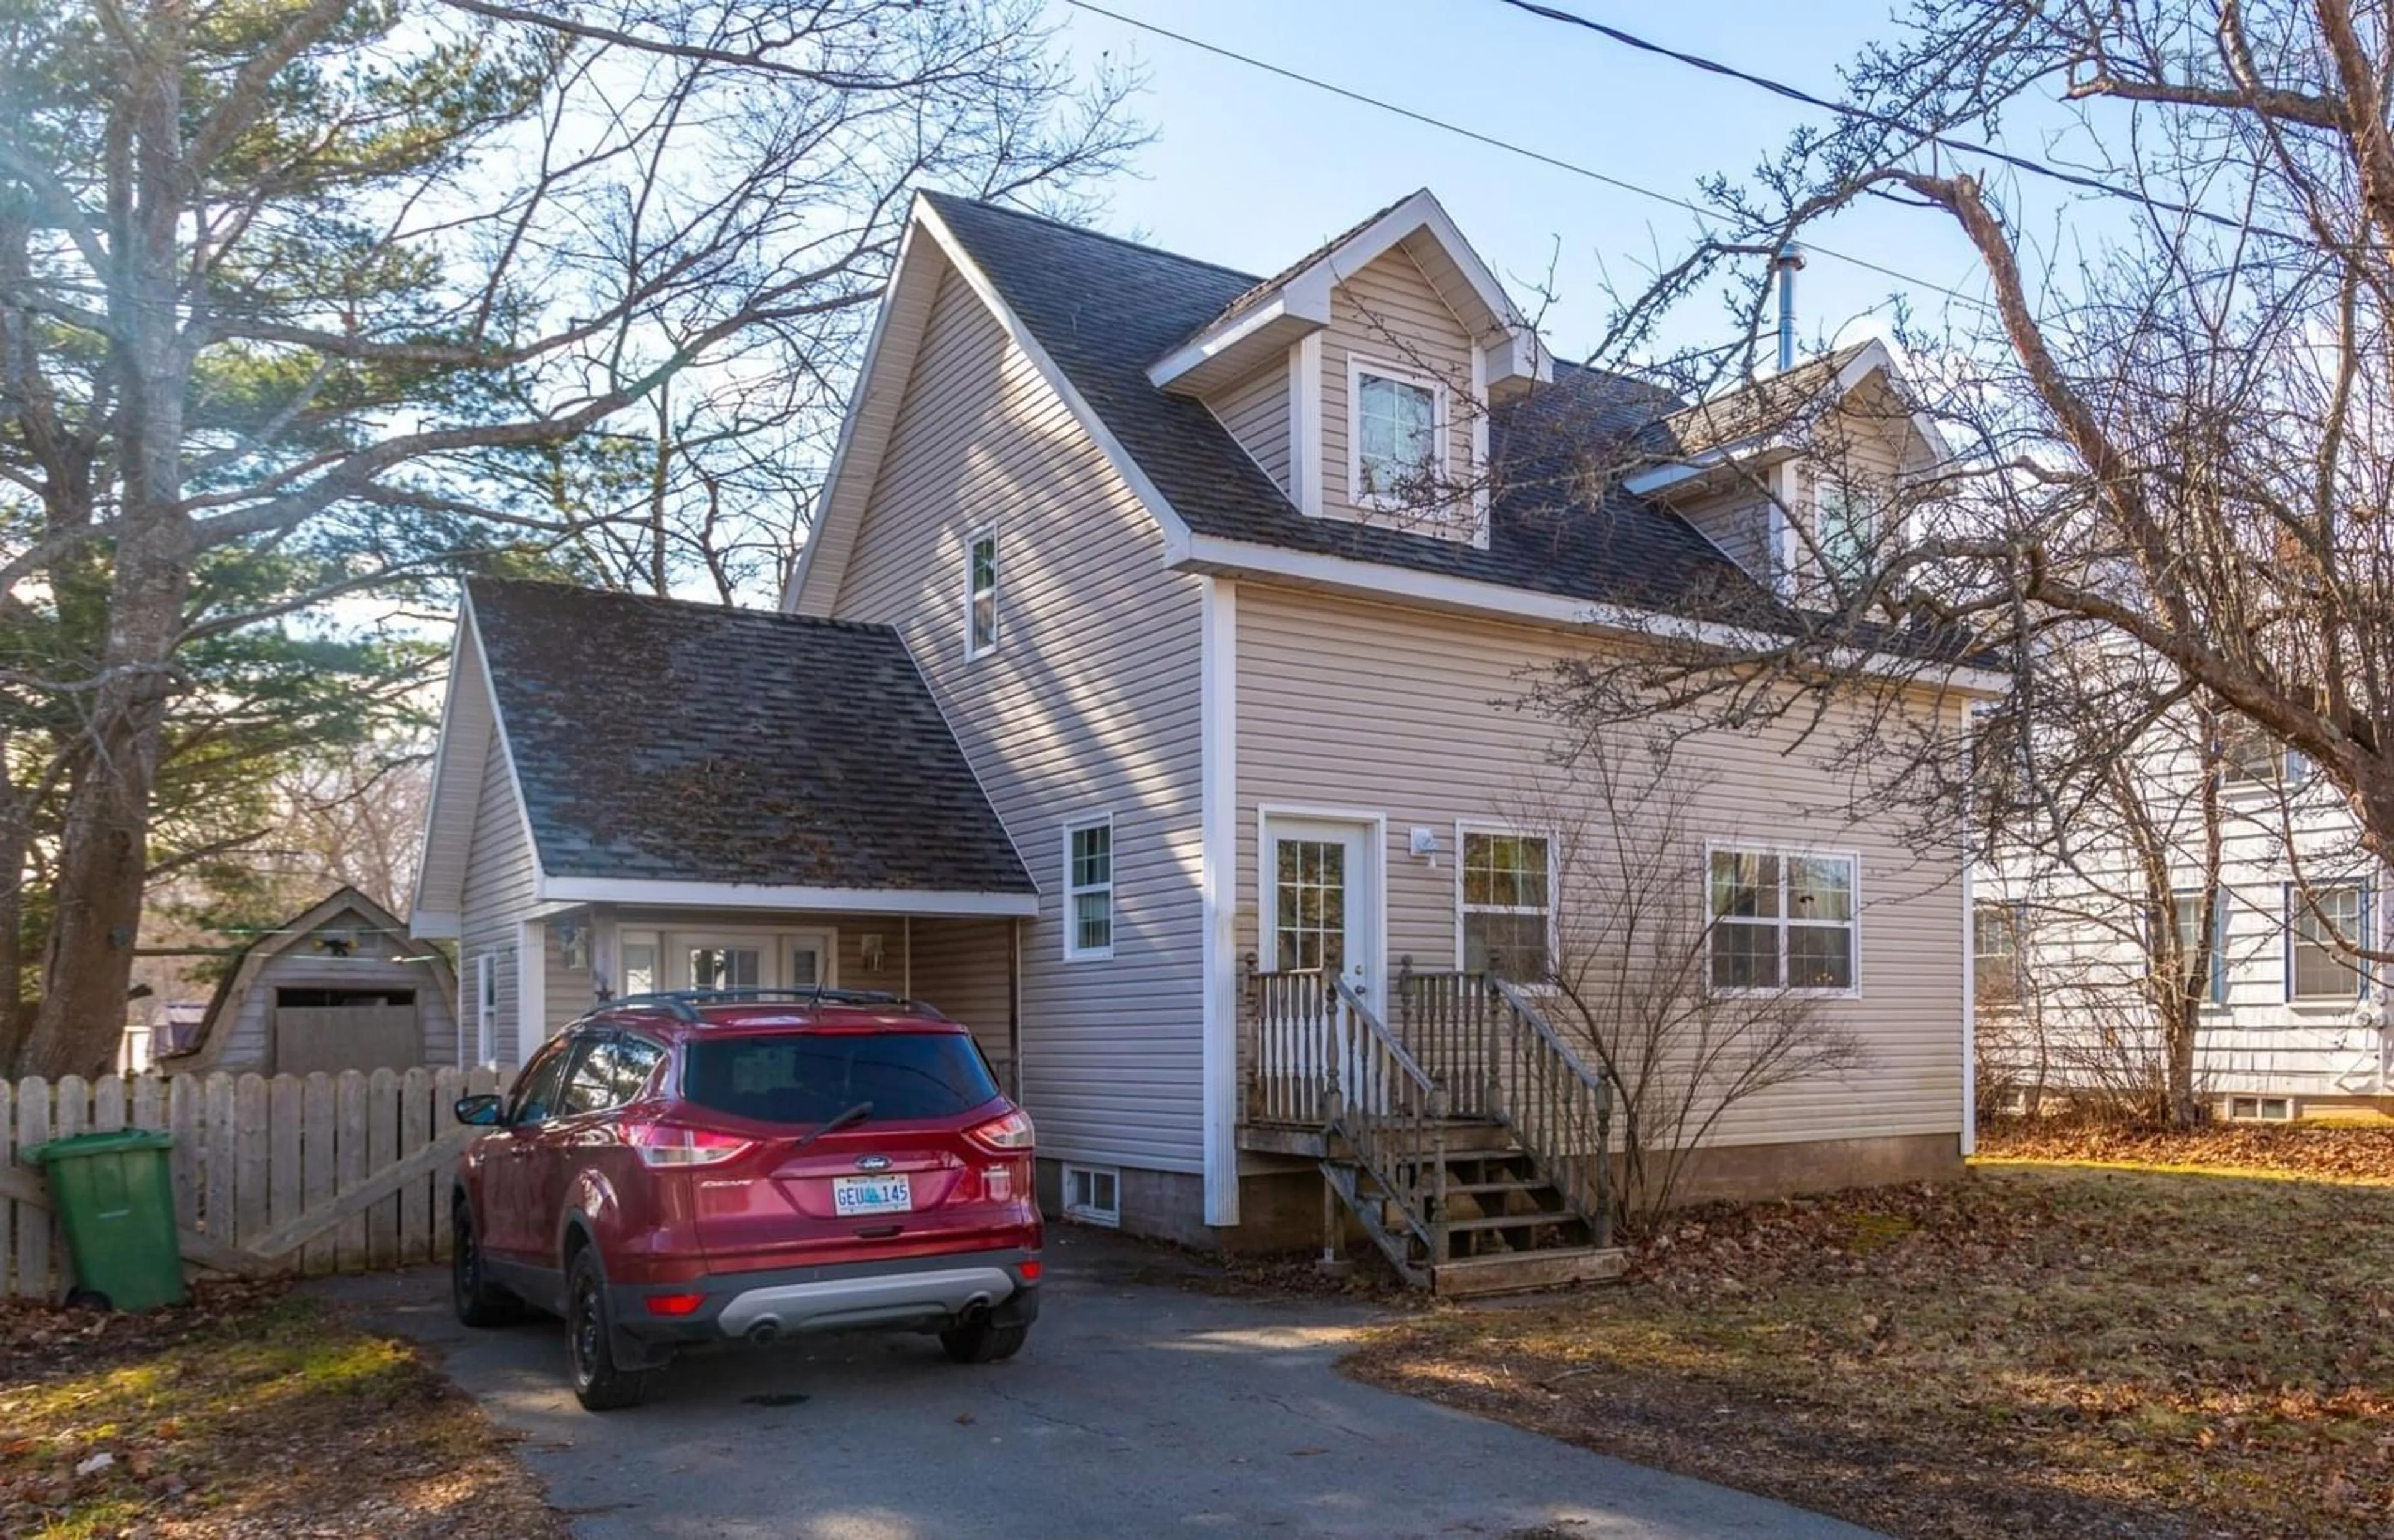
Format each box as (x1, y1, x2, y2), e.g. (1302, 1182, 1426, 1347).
(1979, 1115, 2394, 1184)
(0, 1279, 565, 1539)
(1343, 1157, 2394, 1538)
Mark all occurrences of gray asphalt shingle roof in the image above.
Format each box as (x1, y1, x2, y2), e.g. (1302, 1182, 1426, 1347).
(920, 192, 1775, 614)
(468, 578, 1033, 895)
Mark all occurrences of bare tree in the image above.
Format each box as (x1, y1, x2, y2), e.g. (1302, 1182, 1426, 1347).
(1506, 732, 1870, 1231)
(0, 0, 1140, 1074)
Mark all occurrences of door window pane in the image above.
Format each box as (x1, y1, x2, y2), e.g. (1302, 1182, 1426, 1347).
(620, 941, 656, 996)
(1275, 839, 1346, 974)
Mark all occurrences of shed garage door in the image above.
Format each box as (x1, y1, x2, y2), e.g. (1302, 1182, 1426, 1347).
(271, 990, 423, 1076)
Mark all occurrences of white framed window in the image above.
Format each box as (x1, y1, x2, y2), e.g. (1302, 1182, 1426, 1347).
(474, 953, 497, 1064)
(2220, 719, 2309, 787)
(1814, 476, 1873, 582)
(2287, 883, 2368, 1001)
(1062, 814, 1114, 961)
(1457, 825, 1554, 981)
(1348, 357, 1445, 508)
(1973, 898, 2024, 1008)
(965, 528, 998, 659)
(1062, 1163, 1120, 1226)
(1707, 847, 1860, 994)
(619, 930, 658, 998)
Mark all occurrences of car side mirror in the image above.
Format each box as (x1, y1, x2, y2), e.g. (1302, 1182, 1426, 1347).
(454, 1094, 504, 1127)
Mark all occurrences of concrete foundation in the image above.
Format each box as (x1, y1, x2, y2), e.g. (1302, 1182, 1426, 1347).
(1042, 1130, 1966, 1254)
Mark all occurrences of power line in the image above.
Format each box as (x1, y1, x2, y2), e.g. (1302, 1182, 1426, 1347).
(1059, 0, 1997, 310)
(1495, 0, 2269, 240)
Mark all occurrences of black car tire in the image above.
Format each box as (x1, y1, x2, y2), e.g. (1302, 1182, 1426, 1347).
(566, 1249, 656, 1410)
(939, 1319, 1029, 1364)
(452, 1203, 520, 1327)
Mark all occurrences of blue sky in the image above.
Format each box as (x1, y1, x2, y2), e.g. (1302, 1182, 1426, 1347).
(1050, 0, 2016, 363)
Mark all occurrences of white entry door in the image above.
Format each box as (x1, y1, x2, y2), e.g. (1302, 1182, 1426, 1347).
(1262, 816, 1380, 1009)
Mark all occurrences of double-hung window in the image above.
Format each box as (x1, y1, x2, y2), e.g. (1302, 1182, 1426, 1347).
(2163, 890, 2229, 1004)
(1063, 815, 1114, 961)
(1815, 478, 1873, 582)
(1708, 849, 1858, 993)
(1351, 362, 1442, 506)
(1459, 829, 1553, 980)
(966, 529, 998, 658)
(2289, 883, 2368, 1001)
(1973, 900, 2023, 1008)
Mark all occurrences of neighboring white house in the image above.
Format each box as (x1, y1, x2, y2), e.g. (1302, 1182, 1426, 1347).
(1978, 709, 2391, 1122)
(417, 188, 1996, 1277)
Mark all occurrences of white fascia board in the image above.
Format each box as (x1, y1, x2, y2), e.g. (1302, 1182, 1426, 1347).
(783, 211, 939, 616)
(1146, 293, 1319, 391)
(1173, 532, 2009, 698)
(465, 596, 549, 890)
(532, 875, 1041, 917)
(913, 201, 1196, 557)
(408, 611, 477, 925)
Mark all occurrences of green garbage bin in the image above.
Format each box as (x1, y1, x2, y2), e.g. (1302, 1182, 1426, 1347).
(25, 1129, 185, 1312)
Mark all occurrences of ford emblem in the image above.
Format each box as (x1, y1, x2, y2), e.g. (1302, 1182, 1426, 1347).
(854, 1154, 892, 1172)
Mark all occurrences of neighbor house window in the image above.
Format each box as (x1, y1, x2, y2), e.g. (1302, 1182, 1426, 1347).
(966, 529, 998, 658)
(1351, 361, 1442, 505)
(1973, 900, 2022, 1008)
(1459, 829, 1553, 980)
(1708, 849, 1858, 993)
(1063, 815, 1114, 960)
(2221, 719, 2309, 786)
(2163, 890, 2229, 1004)
(2289, 883, 2368, 1000)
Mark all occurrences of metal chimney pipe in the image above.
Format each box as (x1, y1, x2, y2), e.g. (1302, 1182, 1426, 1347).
(1774, 243, 1806, 373)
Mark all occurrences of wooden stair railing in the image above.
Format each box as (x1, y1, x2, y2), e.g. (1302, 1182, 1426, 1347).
(1484, 977, 1615, 1250)
(1324, 975, 1451, 1282)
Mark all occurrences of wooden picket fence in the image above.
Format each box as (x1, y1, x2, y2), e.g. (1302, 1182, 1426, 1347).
(0, 1066, 514, 1299)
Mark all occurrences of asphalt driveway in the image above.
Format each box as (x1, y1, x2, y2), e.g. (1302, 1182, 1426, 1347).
(320, 1230, 1875, 1539)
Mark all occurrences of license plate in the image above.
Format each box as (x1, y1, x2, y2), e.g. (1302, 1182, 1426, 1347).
(833, 1173, 913, 1216)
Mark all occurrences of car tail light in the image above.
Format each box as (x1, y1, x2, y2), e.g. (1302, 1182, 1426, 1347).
(625, 1122, 754, 1167)
(965, 1108, 1035, 1153)
(645, 1292, 707, 1317)
(1020, 1258, 1042, 1282)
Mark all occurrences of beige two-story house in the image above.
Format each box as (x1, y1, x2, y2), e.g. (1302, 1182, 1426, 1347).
(416, 188, 1993, 1291)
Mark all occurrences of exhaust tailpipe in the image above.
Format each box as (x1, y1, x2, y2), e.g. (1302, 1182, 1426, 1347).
(747, 1321, 781, 1345)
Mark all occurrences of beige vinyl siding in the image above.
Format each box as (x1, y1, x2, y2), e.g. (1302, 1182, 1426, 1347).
(1236, 582, 1965, 1149)
(1207, 357, 1291, 494)
(908, 916, 1017, 1069)
(1319, 246, 1479, 537)
(1676, 484, 1776, 582)
(825, 263, 1208, 1175)
(542, 920, 587, 1040)
(456, 716, 537, 1064)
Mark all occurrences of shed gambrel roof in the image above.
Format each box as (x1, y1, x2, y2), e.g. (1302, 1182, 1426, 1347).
(465, 579, 1034, 898)
(917, 192, 1771, 615)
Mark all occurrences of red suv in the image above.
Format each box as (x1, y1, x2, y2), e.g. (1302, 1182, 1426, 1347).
(449, 989, 1041, 1410)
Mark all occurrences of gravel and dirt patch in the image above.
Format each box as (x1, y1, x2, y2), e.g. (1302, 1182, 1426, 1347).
(0, 1278, 564, 1540)
(1342, 1155, 2394, 1538)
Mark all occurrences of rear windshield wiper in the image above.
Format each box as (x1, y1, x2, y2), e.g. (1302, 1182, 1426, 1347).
(793, 1101, 873, 1152)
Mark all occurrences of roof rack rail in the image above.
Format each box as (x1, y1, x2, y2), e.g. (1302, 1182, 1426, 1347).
(600, 986, 910, 1023)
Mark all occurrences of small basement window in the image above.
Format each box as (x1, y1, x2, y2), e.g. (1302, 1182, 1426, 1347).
(2227, 1095, 2294, 1122)
(1062, 1163, 1120, 1227)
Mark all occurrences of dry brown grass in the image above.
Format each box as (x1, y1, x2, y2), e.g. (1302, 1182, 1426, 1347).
(1343, 1158, 2394, 1538)
(0, 1281, 565, 1539)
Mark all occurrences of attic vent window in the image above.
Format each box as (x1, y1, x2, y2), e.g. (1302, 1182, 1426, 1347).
(1352, 362, 1443, 508)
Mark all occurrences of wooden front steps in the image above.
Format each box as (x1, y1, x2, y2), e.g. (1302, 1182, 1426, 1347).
(1324, 1116, 1625, 1297)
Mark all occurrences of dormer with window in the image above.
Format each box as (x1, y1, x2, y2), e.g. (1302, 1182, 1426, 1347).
(1150, 190, 1548, 547)
(1624, 340, 1946, 602)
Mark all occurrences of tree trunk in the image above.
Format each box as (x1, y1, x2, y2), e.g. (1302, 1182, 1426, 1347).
(13, 14, 191, 1079)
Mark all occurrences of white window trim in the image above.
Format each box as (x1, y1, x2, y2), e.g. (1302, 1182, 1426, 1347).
(1061, 1162, 1122, 1227)
(1703, 841, 1865, 999)
(964, 526, 998, 661)
(1345, 355, 1449, 513)
(1451, 820, 1559, 977)
(2287, 882, 2367, 1003)
(1062, 812, 1116, 962)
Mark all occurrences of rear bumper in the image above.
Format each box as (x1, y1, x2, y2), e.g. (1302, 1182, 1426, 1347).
(610, 1247, 1040, 1350)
